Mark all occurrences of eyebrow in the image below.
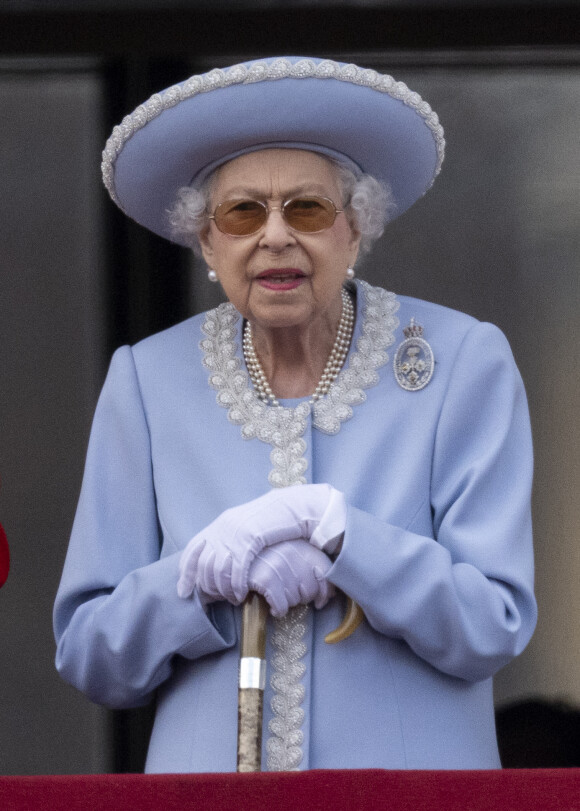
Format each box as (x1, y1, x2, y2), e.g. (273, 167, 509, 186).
(216, 184, 334, 199)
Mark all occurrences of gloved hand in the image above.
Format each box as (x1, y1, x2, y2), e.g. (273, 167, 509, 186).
(247, 540, 335, 618)
(177, 483, 346, 603)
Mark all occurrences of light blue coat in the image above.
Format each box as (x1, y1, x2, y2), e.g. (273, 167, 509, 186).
(54, 281, 536, 772)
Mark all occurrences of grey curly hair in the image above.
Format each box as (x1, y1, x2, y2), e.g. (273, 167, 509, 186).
(167, 155, 396, 261)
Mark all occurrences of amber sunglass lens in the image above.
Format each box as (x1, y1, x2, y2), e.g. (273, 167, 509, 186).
(283, 197, 336, 232)
(215, 200, 266, 235)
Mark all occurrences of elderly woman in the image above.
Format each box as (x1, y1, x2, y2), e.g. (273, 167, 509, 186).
(54, 56, 536, 772)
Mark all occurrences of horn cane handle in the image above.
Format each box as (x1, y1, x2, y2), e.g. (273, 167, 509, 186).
(324, 596, 364, 644)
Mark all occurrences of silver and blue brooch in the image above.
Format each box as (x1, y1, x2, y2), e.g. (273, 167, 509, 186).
(394, 318, 434, 391)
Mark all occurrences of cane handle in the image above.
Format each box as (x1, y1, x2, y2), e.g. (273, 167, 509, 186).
(324, 596, 364, 644)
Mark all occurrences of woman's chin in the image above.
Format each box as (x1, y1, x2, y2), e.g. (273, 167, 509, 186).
(247, 293, 314, 331)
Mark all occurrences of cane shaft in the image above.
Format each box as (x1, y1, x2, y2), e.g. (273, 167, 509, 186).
(237, 592, 269, 772)
(240, 591, 268, 658)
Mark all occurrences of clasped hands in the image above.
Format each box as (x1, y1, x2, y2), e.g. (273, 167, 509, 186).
(177, 484, 346, 617)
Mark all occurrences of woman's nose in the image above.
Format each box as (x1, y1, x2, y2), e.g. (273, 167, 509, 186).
(258, 207, 296, 249)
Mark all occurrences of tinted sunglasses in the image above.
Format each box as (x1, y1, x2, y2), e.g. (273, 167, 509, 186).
(208, 196, 344, 236)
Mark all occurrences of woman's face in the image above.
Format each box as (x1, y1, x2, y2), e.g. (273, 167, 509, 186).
(199, 149, 361, 333)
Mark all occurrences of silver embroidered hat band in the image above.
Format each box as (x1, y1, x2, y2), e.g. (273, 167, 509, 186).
(101, 56, 445, 246)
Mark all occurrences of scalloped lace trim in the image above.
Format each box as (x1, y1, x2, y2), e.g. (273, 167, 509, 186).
(102, 57, 444, 203)
(200, 280, 399, 461)
(266, 604, 308, 771)
(200, 280, 398, 770)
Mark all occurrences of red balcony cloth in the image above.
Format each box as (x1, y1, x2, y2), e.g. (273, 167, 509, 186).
(1, 769, 579, 811)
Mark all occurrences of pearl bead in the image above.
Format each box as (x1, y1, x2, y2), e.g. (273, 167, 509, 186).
(243, 288, 354, 407)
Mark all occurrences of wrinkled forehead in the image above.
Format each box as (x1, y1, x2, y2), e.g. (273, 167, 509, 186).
(207, 147, 347, 201)
(194, 142, 361, 186)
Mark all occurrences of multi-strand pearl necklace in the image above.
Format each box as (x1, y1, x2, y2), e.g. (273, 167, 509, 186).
(242, 287, 355, 407)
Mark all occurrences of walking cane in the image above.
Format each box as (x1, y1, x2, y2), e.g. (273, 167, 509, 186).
(237, 592, 269, 772)
(236, 590, 363, 771)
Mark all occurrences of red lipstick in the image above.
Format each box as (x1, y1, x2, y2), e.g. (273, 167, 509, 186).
(256, 268, 306, 291)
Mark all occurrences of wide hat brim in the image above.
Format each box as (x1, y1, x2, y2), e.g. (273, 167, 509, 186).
(102, 57, 445, 246)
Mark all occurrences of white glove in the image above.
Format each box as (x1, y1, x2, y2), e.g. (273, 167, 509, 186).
(248, 540, 335, 618)
(177, 483, 346, 603)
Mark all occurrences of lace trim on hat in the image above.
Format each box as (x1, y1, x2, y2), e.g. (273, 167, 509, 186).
(200, 280, 398, 770)
(102, 58, 445, 204)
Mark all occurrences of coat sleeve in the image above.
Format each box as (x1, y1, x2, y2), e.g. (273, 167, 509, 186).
(328, 322, 537, 682)
(53, 346, 236, 709)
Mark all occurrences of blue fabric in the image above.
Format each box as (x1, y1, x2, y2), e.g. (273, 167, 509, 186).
(53, 283, 536, 772)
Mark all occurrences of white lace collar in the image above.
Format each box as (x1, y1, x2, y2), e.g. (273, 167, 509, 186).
(200, 280, 399, 486)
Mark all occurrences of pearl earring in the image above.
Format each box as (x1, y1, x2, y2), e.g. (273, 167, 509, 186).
(207, 269, 218, 282)
(346, 267, 355, 279)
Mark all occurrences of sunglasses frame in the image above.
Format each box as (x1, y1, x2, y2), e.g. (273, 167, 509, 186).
(208, 195, 344, 236)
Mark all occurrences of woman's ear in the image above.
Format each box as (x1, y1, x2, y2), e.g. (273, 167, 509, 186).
(348, 227, 362, 269)
(198, 224, 214, 264)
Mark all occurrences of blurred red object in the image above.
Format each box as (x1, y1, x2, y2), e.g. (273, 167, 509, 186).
(0, 521, 8, 586)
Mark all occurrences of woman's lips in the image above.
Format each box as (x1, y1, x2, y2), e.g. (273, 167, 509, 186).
(255, 269, 306, 291)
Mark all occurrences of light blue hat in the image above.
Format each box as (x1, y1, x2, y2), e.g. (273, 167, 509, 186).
(102, 56, 445, 247)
